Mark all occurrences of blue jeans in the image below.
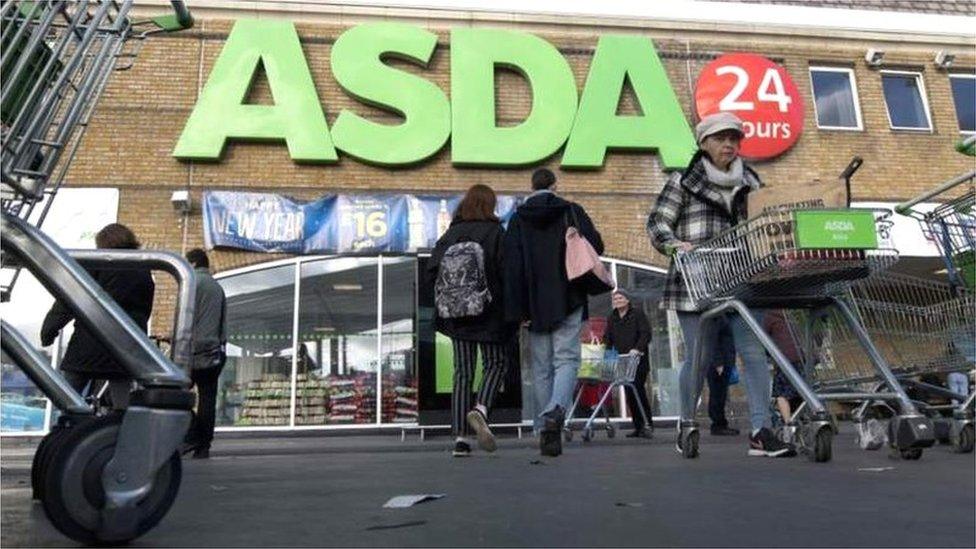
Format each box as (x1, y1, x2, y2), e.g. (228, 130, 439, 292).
(948, 372, 969, 406)
(529, 307, 584, 431)
(677, 310, 771, 432)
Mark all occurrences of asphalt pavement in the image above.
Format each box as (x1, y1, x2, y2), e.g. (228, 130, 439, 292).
(2, 429, 974, 547)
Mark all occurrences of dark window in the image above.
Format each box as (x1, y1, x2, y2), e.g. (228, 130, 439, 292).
(810, 68, 861, 129)
(881, 72, 932, 130)
(949, 75, 976, 133)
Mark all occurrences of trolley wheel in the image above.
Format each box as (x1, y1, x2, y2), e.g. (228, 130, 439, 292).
(32, 424, 69, 501)
(582, 427, 593, 442)
(952, 424, 974, 454)
(606, 424, 616, 439)
(897, 447, 923, 461)
(41, 413, 182, 545)
(810, 427, 833, 463)
(563, 428, 573, 443)
(680, 429, 700, 459)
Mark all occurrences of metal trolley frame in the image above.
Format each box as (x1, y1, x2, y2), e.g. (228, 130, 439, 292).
(563, 351, 648, 443)
(826, 273, 976, 453)
(1, 1, 195, 544)
(673, 206, 936, 462)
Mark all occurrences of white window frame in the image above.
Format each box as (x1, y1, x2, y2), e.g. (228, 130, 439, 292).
(880, 70, 933, 132)
(948, 73, 976, 135)
(809, 66, 864, 131)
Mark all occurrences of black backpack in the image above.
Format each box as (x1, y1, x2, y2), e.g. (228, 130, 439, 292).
(435, 241, 492, 318)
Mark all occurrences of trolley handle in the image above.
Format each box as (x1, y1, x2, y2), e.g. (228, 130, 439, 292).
(895, 170, 976, 216)
(839, 156, 862, 207)
(147, 0, 194, 31)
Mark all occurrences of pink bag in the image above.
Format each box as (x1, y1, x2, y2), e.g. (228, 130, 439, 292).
(566, 226, 613, 295)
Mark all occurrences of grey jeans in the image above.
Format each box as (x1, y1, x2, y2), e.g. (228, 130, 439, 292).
(528, 307, 584, 431)
(677, 310, 771, 432)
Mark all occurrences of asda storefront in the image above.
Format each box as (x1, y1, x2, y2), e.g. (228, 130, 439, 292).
(2, 2, 973, 435)
(211, 254, 674, 431)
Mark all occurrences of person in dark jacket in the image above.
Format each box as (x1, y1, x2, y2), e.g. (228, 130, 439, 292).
(427, 184, 514, 457)
(707, 319, 739, 436)
(40, 223, 154, 409)
(605, 289, 653, 438)
(504, 168, 604, 457)
(647, 112, 794, 458)
(182, 248, 227, 460)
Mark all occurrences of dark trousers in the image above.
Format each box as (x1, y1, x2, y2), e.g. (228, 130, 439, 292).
(451, 338, 508, 437)
(188, 362, 225, 449)
(707, 364, 732, 428)
(63, 370, 130, 410)
(625, 361, 653, 431)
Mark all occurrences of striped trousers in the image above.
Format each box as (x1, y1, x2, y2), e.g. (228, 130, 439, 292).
(451, 338, 509, 437)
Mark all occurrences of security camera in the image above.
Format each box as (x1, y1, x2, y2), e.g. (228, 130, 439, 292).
(170, 190, 191, 213)
(934, 50, 955, 69)
(864, 49, 885, 68)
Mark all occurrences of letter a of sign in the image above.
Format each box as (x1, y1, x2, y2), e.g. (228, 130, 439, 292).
(562, 35, 695, 170)
(172, 19, 336, 162)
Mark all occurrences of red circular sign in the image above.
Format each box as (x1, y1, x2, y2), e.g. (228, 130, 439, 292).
(694, 53, 804, 161)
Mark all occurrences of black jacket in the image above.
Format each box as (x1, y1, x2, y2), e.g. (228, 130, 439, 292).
(40, 268, 155, 377)
(503, 191, 604, 333)
(606, 306, 651, 369)
(427, 219, 513, 343)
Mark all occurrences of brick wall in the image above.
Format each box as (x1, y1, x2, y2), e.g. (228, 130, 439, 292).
(59, 17, 976, 335)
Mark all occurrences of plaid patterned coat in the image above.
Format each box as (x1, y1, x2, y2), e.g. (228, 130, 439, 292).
(646, 152, 763, 311)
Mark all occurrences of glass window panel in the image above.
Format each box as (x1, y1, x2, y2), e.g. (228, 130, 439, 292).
(810, 69, 860, 128)
(881, 73, 931, 129)
(950, 76, 976, 133)
(614, 265, 677, 417)
(381, 257, 418, 425)
(1, 349, 49, 433)
(218, 263, 296, 427)
(296, 257, 378, 425)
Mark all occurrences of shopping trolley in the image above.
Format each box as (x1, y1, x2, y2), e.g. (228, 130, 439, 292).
(810, 273, 974, 453)
(1, 1, 196, 544)
(673, 204, 937, 462)
(563, 350, 646, 442)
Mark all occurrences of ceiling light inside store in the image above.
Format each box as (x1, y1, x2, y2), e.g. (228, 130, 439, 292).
(313, 326, 336, 332)
(333, 284, 362, 291)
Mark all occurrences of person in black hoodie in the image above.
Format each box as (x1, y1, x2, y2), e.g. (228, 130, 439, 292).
(504, 168, 604, 457)
(427, 184, 514, 457)
(40, 223, 155, 409)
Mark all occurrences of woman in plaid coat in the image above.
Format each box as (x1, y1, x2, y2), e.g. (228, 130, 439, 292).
(647, 112, 795, 458)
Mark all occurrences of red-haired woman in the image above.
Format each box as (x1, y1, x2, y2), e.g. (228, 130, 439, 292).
(427, 184, 514, 457)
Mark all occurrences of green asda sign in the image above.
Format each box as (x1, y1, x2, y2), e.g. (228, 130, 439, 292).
(173, 20, 696, 169)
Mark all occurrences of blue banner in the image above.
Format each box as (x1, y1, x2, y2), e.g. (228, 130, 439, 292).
(203, 191, 521, 254)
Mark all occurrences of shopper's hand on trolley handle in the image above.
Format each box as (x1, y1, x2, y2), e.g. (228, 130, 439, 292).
(670, 241, 695, 255)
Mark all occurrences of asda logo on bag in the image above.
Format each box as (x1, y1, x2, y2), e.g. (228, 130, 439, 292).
(823, 220, 856, 233)
(172, 20, 696, 169)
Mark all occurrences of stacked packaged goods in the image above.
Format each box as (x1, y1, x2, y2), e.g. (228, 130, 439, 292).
(354, 374, 377, 423)
(295, 374, 329, 425)
(239, 374, 290, 426)
(393, 384, 418, 423)
(327, 378, 357, 423)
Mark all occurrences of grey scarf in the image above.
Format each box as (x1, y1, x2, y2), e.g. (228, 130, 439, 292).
(702, 157, 745, 211)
